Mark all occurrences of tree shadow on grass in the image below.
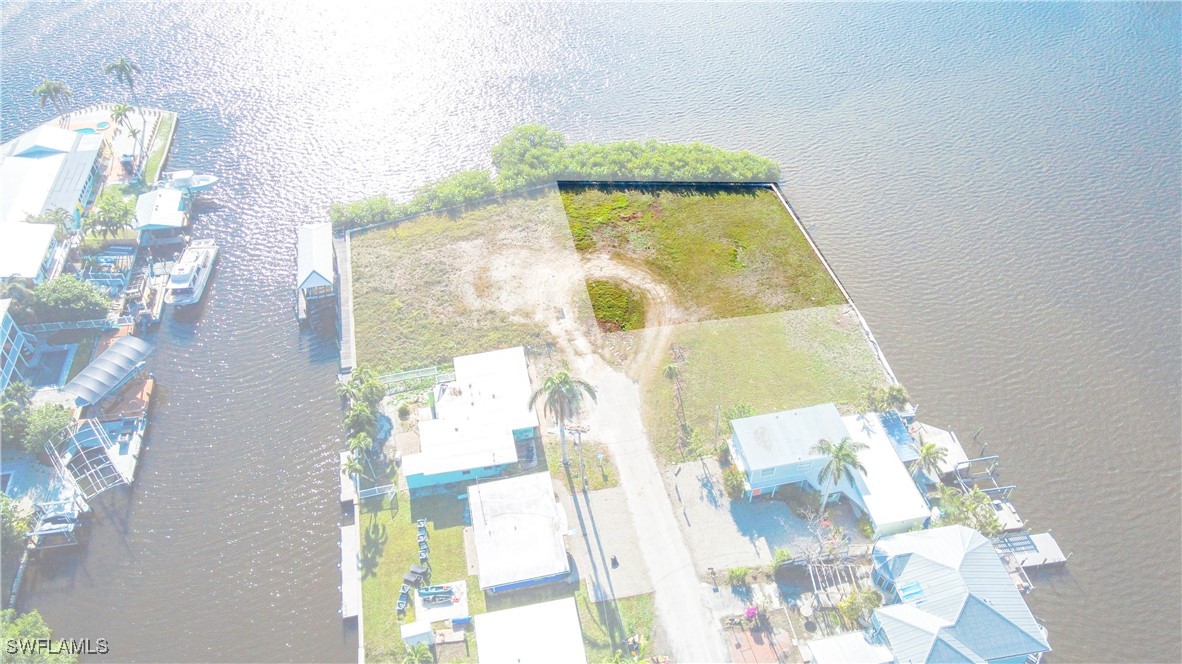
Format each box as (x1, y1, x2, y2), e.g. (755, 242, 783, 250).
(360, 519, 388, 580)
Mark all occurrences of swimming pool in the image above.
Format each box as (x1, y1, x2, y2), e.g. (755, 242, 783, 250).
(96, 121, 110, 130)
(75, 127, 96, 135)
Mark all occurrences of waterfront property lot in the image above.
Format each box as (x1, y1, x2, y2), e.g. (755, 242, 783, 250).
(349, 192, 584, 374)
(642, 306, 893, 463)
(558, 183, 846, 325)
(359, 493, 485, 663)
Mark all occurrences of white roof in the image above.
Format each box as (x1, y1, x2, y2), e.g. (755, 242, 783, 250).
(0, 221, 55, 280)
(135, 188, 189, 230)
(807, 631, 894, 664)
(469, 472, 569, 590)
(841, 414, 931, 534)
(475, 597, 587, 664)
(1, 125, 102, 224)
(401, 346, 537, 478)
(296, 222, 334, 289)
(731, 403, 849, 472)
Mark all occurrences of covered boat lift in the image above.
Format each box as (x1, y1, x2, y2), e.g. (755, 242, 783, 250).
(135, 187, 191, 246)
(295, 222, 336, 321)
(63, 335, 153, 407)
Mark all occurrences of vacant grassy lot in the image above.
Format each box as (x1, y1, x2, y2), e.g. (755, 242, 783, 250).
(560, 184, 845, 322)
(360, 493, 484, 663)
(643, 305, 892, 463)
(350, 196, 571, 374)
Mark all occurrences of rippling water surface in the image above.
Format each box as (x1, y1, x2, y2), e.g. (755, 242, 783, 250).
(2, 3, 1178, 662)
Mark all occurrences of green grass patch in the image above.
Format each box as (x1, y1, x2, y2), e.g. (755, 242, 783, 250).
(643, 306, 893, 463)
(360, 493, 481, 662)
(142, 112, 176, 185)
(350, 197, 558, 374)
(538, 433, 619, 491)
(560, 184, 845, 320)
(586, 279, 646, 332)
(576, 589, 656, 662)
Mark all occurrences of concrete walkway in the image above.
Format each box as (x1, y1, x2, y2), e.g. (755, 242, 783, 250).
(581, 361, 729, 663)
(335, 233, 356, 372)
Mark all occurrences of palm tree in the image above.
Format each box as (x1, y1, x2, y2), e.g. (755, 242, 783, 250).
(84, 191, 135, 241)
(104, 57, 142, 104)
(344, 402, 375, 436)
(910, 440, 947, 483)
(347, 432, 373, 457)
(33, 80, 73, 125)
(110, 102, 144, 162)
(811, 437, 869, 509)
(401, 641, 433, 664)
(343, 455, 366, 480)
(528, 371, 596, 467)
(26, 207, 73, 240)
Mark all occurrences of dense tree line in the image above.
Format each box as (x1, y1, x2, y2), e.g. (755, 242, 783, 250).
(329, 125, 781, 230)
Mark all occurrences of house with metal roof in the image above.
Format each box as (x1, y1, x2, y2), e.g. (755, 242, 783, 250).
(1, 124, 104, 228)
(468, 471, 570, 593)
(728, 404, 930, 536)
(134, 187, 191, 246)
(402, 346, 539, 492)
(869, 525, 1051, 663)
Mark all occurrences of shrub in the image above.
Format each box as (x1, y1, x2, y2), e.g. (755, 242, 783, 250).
(586, 280, 646, 332)
(0, 495, 32, 558)
(397, 402, 411, 420)
(722, 465, 746, 500)
(726, 566, 750, 587)
(22, 404, 72, 455)
(773, 548, 792, 566)
(328, 124, 782, 231)
(716, 442, 732, 467)
(16, 275, 110, 324)
(857, 517, 875, 540)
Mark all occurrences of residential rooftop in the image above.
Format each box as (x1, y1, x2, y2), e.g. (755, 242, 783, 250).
(468, 471, 569, 591)
(474, 597, 587, 664)
(730, 402, 850, 473)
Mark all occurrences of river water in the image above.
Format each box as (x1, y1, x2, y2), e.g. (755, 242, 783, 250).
(2, 2, 1178, 662)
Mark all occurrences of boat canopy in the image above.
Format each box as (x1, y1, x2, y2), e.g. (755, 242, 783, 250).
(135, 188, 190, 230)
(296, 222, 334, 290)
(64, 335, 154, 406)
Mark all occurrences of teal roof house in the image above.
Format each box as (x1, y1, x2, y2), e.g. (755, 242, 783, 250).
(870, 525, 1051, 663)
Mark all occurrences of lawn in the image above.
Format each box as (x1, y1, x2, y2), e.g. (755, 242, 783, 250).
(538, 433, 619, 492)
(360, 492, 484, 663)
(559, 184, 845, 322)
(643, 305, 893, 463)
(349, 195, 568, 374)
(47, 329, 99, 381)
(142, 112, 176, 185)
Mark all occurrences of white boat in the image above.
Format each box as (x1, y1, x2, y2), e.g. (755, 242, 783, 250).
(165, 239, 219, 307)
(162, 169, 219, 192)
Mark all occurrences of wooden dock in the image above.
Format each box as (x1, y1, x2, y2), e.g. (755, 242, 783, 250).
(1011, 532, 1069, 569)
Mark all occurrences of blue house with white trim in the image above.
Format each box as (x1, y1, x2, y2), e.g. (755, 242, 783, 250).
(402, 346, 539, 493)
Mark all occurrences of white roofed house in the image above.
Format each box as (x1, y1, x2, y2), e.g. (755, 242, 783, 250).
(468, 472, 570, 593)
(401, 346, 540, 493)
(728, 403, 930, 537)
(475, 597, 587, 664)
(295, 222, 335, 321)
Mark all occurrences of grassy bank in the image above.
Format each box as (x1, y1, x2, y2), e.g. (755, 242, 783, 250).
(539, 433, 619, 491)
(560, 184, 845, 321)
(350, 196, 561, 374)
(142, 111, 176, 185)
(643, 306, 892, 462)
(586, 279, 647, 332)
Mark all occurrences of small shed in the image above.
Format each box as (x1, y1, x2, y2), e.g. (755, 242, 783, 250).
(400, 621, 435, 649)
(135, 188, 191, 246)
(295, 222, 335, 320)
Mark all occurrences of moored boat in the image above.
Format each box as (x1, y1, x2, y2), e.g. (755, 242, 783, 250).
(165, 239, 219, 308)
(162, 169, 219, 192)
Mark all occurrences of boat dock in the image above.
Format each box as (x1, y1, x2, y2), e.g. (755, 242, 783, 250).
(997, 531, 1070, 569)
(341, 522, 361, 619)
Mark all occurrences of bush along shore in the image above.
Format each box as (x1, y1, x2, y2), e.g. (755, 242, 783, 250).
(329, 125, 781, 231)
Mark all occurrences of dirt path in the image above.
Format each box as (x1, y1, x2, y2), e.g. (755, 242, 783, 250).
(542, 255, 730, 663)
